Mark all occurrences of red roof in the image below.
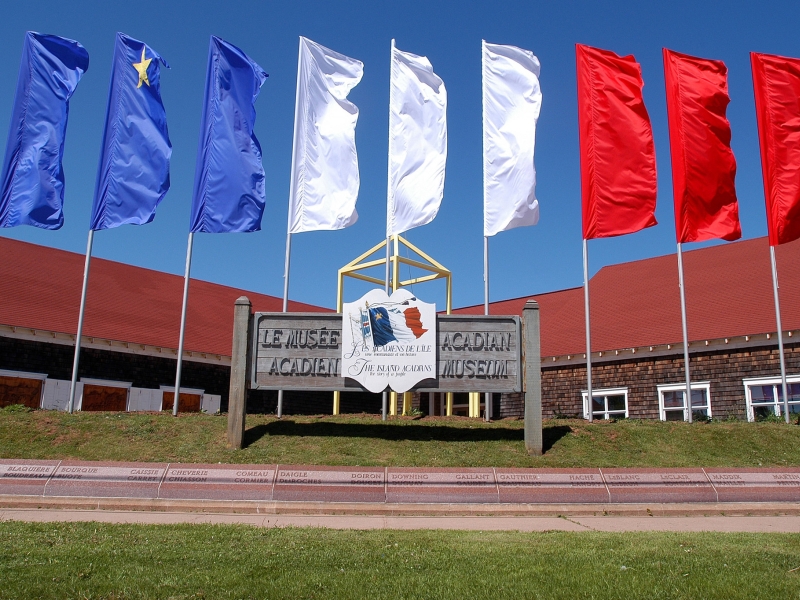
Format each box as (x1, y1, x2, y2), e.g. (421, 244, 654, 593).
(454, 236, 800, 357)
(0, 237, 329, 357)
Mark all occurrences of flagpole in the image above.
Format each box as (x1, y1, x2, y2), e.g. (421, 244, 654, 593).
(484, 235, 491, 421)
(277, 230, 291, 418)
(769, 245, 791, 423)
(279, 39, 304, 420)
(481, 43, 491, 422)
(380, 39, 397, 422)
(67, 229, 95, 414)
(676, 243, 693, 423)
(583, 238, 593, 423)
(381, 236, 390, 421)
(172, 232, 194, 416)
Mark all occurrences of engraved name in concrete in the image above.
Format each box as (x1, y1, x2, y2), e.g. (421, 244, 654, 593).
(388, 471, 495, 487)
(51, 465, 166, 482)
(275, 469, 384, 486)
(604, 472, 710, 487)
(0, 464, 57, 479)
(164, 467, 275, 485)
(708, 472, 800, 487)
(496, 472, 605, 488)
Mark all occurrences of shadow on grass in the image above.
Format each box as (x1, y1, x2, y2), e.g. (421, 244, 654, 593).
(543, 425, 572, 454)
(243, 420, 572, 452)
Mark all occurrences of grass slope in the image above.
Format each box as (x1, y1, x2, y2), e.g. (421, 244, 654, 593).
(1, 409, 800, 467)
(1, 522, 799, 599)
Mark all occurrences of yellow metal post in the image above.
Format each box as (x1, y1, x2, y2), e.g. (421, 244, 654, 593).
(392, 235, 399, 291)
(402, 391, 412, 415)
(336, 235, 453, 418)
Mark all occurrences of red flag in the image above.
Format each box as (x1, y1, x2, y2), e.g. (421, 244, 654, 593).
(751, 51, 800, 246)
(577, 44, 657, 240)
(663, 49, 741, 244)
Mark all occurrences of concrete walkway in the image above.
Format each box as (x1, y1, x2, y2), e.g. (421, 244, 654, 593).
(2, 508, 800, 532)
(3, 459, 800, 532)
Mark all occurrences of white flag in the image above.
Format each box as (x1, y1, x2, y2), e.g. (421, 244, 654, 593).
(288, 37, 363, 234)
(483, 40, 541, 237)
(387, 42, 447, 237)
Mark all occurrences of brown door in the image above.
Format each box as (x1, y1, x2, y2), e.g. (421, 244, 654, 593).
(0, 376, 42, 409)
(162, 391, 201, 413)
(81, 385, 128, 411)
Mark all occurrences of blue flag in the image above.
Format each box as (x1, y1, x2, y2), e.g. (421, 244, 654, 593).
(369, 307, 398, 347)
(0, 32, 89, 229)
(190, 36, 268, 233)
(90, 33, 171, 231)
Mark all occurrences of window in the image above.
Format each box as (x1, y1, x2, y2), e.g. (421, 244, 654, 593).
(78, 378, 131, 412)
(0, 369, 47, 409)
(160, 386, 204, 413)
(657, 382, 711, 421)
(582, 388, 628, 420)
(743, 376, 800, 421)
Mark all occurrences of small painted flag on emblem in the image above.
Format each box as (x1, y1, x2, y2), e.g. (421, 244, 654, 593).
(368, 305, 429, 346)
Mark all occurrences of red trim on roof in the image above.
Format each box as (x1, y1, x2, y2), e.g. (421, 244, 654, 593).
(454, 237, 800, 357)
(0, 237, 330, 357)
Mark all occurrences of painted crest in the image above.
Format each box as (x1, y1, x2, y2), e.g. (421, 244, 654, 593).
(341, 288, 436, 393)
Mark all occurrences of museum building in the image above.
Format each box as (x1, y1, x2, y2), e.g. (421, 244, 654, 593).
(0, 236, 348, 415)
(1, 235, 799, 421)
(450, 235, 800, 422)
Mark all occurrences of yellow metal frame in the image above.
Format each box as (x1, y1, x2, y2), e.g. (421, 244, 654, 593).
(333, 235, 454, 416)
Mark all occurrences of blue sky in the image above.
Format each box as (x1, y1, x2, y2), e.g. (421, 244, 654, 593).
(0, 1, 796, 310)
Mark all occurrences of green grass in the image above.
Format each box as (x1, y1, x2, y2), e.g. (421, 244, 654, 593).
(2, 408, 800, 467)
(0, 522, 798, 599)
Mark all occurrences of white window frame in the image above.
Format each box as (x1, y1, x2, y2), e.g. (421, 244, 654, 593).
(0, 369, 48, 380)
(159, 385, 205, 395)
(80, 378, 132, 388)
(743, 375, 800, 422)
(581, 387, 628, 420)
(657, 382, 712, 421)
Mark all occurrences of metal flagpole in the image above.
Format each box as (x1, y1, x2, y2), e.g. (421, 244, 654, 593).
(481, 47, 491, 422)
(67, 229, 95, 414)
(583, 238, 593, 423)
(770, 245, 791, 423)
(278, 38, 304, 420)
(484, 235, 491, 421)
(277, 231, 291, 418)
(677, 243, 693, 423)
(381, 235, 390, 421)
(381, 39, 396, 423)
(172, 232, 194, 416)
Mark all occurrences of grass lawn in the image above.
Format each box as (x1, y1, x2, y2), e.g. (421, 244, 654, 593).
(0, 522, 799, 599)
(1, 408, 800, 467)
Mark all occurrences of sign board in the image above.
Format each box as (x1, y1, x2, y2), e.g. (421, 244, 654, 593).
(341, 289, 437, 393)
(251, 312, 521, 393)
(418, 314, 521, 393)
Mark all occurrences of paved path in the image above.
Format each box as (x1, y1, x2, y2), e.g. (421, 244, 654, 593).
(3, 459, 800, 506)
(3, 459, 800, 531)
(2, 508, 800, 532)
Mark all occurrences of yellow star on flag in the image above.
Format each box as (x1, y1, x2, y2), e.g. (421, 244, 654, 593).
(132, 46, 152, 88)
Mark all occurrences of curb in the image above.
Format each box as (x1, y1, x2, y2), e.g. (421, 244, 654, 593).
(2, 495, 800, 518)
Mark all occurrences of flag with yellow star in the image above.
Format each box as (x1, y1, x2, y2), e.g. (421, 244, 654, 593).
(90, 32, 171, 230)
